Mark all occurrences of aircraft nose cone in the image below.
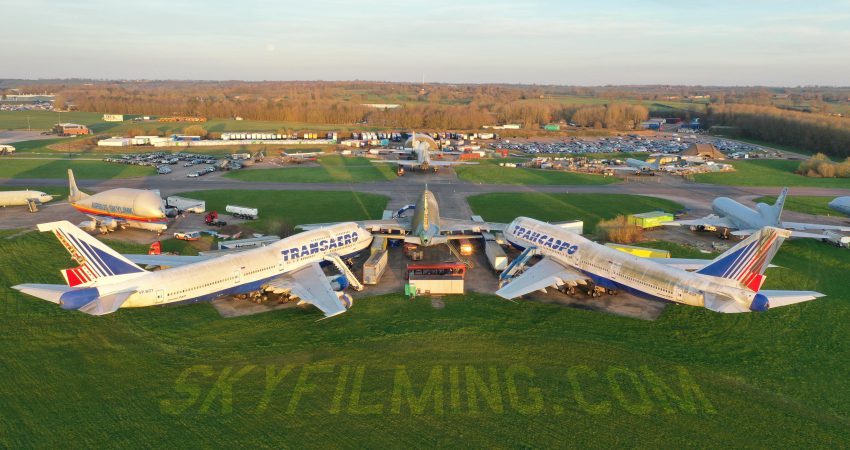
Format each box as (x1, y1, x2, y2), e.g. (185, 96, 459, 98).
(43, 195, 54, 202)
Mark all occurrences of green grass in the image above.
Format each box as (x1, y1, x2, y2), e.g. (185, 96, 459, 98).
(468, 193, 683, 230)
(225, 156, 398, 183)
(694, 159, 850, 188)
(0, 229, 849, 447)
(176, 189, 388, 234)
(754, 195, 837, 216)
(0, 158, 155, 179)
(0, 110, 108, 131)
(456, 160, 621, 186)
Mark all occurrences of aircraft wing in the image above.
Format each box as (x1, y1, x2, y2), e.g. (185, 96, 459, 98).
(782, 221, 850, 232)
(439, 218, 506, 234)
(373, 159, 418, 166)
(759, 290, 824, 308)
(496, 257, 587, 300)
(427, 160, 478, 166)
(664, 214, 736, 229)
(298, 218, 410, 234)
(264, 263, 347, 318)
(123, 254, 215, 267)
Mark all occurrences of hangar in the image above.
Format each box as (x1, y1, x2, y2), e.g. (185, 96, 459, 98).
(682, 143, 725, 160)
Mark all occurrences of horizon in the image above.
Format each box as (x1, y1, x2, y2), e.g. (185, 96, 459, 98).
(3, 1, 850, 85)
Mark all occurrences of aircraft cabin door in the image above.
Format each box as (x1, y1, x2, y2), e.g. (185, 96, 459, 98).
(155, 290, 165, 304)
(673, 284, 684, 301)
(234, 269, 243, 284)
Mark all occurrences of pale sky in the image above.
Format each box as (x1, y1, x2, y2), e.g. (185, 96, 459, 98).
(2, 0, 849, 85)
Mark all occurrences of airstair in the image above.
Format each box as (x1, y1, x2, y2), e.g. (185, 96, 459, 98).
(324, 254, 364, 291)
(499, 246, 537, 288)
(447, 240, 475, 268)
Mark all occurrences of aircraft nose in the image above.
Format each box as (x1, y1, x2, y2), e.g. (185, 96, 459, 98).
(43, 195, 54, 202)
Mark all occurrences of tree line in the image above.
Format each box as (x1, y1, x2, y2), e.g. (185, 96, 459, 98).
(707, 104, 850, 159)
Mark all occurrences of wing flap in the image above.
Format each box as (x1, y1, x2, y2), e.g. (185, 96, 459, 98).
(266, 263, 347, 317)
(496, 257, 587, 300)
(439, 218, 506, 233)
(782, 221, 850, 232)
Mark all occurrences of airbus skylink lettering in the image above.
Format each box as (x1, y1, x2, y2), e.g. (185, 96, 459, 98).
(161, 364, 715, 416)
(281, 232, 360, 262)
(512, 224, 579, 255)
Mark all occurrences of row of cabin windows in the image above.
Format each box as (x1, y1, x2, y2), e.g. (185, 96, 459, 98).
(167, 264, 279, 298)
(583, 259, 675, 296)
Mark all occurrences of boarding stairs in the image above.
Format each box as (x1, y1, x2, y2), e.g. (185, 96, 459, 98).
(499, 246, 537, 288)
(447, 241, 475, 268)
(324, 254, 364, 291)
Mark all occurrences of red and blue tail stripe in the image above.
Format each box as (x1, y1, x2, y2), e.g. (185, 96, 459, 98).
(697, 228, 785, 292)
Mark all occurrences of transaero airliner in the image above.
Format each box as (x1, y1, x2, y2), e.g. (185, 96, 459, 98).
(13, 221, 372, 317)
(497, 217, 824, 313)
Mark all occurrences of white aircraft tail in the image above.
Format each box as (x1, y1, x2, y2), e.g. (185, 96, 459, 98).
(38, 220, 145, 287)
(697, 226, 790, 292)
(68, 169, 88, 203)
(769, 187, 789, 222)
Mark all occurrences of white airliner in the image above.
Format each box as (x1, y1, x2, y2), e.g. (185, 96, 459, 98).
(299, 188, 504, 246)
(375, 131, 477, 171)
(0, 189, 53, 208)
(13, 220, 372, 317)
(496, 217, 824, 313)
(665, 187, 850, 238)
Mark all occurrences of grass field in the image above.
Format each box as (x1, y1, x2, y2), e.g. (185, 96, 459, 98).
(176, 189, 388, 234)
(0, 228, 849, 447)
(0, 158, 155, 179)
(225, 156, 398, 184)
(456, 160, 621, 186)
(467, 193, 682, 231)
(0, 111, 109, 131)
(754, 195, 837, 216)
(694, 159, 850, 188)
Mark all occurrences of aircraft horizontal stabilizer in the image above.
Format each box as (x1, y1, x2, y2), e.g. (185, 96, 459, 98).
(758, 290, 824, 308)
(11, 284, 72, 304)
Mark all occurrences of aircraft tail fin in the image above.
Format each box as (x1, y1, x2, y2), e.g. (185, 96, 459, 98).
(770, 187, 789, 222)
(697, 226, 790, 292)
(38, 221, 145, 287)
(68, 169, 88, 203)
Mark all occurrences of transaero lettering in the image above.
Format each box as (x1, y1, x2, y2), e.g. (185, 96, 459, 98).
(91, 202, 134, 215)
(280, 232, 359, 261)
(512, 225, 579, 254)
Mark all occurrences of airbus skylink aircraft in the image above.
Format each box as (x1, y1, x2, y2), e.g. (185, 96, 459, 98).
(298, 187, 504, 246)
(497, 217, 824, 313)
(13, 220, 372, 317)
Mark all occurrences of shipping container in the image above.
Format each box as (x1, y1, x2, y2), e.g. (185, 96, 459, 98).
(166, 196, 205, 213)
(370, 236, 387, 255)
(484, 241, 508, 271)
(363, 250, 389, 285)
(544, 124, 561, 131)
(553, 220, 583, 235)
(627, 211, 674, 229)
(604, 243, 671, 259)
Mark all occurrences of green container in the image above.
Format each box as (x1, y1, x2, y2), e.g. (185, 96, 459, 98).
(627, 211, 674, 229)
(544, 124, 561, 131)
